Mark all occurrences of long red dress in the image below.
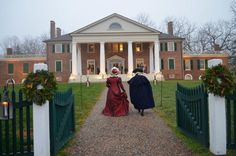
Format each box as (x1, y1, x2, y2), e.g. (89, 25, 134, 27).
(102, 76, 129, 117)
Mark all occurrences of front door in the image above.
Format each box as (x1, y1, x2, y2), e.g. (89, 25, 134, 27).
(106, 55, 125, 74)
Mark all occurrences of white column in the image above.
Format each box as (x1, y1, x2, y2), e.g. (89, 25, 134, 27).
(154, 41, 160, 73)
(149, 43, 154, 73)
(77, 44, 82, 75)
(99, 42, 105, 75)
(33, 63, 50, 156)
(208, 59, 226, 155)
(128, 41, 133, 74)
(71, 42, 77, 76)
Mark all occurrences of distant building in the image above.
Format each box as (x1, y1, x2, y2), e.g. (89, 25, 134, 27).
(0, 48, 46, 86)
(183, 53, 228, 80)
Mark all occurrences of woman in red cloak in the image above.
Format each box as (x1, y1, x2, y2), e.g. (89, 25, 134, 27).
(102, 67, 129, 117)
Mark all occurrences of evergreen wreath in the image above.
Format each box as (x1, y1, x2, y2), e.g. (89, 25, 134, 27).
(23, 70, 57, 105)
(201, 64, 234, 97)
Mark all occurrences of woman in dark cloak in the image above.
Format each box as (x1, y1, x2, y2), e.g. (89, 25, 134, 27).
(102, 67, 129, 117)
(128, 68, 155, 116)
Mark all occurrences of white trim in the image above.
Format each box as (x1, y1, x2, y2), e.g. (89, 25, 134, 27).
(167, 42, 174, 52)
(55, 44, 62, 53)
(55, 60, 63, 72)
(168, 58, 175, 70)
(200, 59, 205, 70)
(184, 74, 193, 80)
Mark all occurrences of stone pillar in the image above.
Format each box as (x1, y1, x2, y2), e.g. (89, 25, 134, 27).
(99, 42, 106, 75)
(154, 41, 160, 73)
(128, 41, 133, 74)
(33, 63, 50, 156)
(149, 43, 154, 73)
(77, 44, 82, 75)
(208, 59, 226, 155)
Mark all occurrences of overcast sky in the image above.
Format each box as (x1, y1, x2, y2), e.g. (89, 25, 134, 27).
(0, 0, 234, 53)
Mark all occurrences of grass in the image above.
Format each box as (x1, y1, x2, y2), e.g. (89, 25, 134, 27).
(152, 80, 236, 156)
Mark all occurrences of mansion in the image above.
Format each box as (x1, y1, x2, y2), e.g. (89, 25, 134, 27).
(0, 13, 229, 86)
(45, 13, 184, 82)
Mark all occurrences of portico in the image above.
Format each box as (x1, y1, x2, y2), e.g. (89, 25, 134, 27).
(69, 13, 162, 82)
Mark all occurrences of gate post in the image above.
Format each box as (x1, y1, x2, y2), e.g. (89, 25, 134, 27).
(33, 63, 50, 156)
(208, 59, 226, 155)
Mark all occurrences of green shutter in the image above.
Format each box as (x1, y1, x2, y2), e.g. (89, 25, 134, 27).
(62, 44, 65, 53)
(205, 60, 208, 69)
(197, 60, 200, 70)
(160, 43, 163, 52)
(52, 45, 55, 53)
(191, 60, 193, 70)
(183, 60, 186, 70)
(174, 42, 177, 51)
(67, 44, 70, 53)
(161, 59, 164, 70)
(169, 59, 174, 70)
(56, 61, 61, 72)
(8, 64, 14, 74)
(165, 43, 168, 51)
(23, 63, 29, 73)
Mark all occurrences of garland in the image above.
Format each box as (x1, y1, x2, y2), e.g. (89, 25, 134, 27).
(23, 70, 57, 105)
(201, 64, 235, 97)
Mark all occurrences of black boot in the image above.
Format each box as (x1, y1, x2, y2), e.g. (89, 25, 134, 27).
(141, 109, 144, 116)
(138, 109, 140, 113)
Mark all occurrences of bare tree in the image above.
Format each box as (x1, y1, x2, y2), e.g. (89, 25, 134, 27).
(159, 17, 197, 52)
(197, 20, 236, 54)
(0, 36, 21, 54)
(136, 13, 157, 29)
(0, 33, 49, 54)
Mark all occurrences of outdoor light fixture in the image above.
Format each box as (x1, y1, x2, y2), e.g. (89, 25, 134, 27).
(0, 79, 14, 120)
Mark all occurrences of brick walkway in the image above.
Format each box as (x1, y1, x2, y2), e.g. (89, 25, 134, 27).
(66, 83, 192, 156)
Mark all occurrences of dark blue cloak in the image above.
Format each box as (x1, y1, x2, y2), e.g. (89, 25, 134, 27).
(127, 74, 155, 109)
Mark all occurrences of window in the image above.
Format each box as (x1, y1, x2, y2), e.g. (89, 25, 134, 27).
(87, 59, 95, 75)
(184, 59, 191, 70)
(55, 60, 62, 72)
(135, 43, 142, 52)
(55, 44, 62, 53)
(160, 42, 168, 51)
(8, 64, 14, 74)
(184, 74, 193, 80)
(168, 58, 175, 70)
(199, 59, 205, 70)
(109, 22, 122, 30)
(167, 42, 175, 51)
(23, 63, 29, 73)
(112, 43, 123, 52)
(52, 44, 55, 53)
(88, 44, 95, 53)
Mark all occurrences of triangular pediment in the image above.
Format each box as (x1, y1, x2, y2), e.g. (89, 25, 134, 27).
(72, 13, 160, 34)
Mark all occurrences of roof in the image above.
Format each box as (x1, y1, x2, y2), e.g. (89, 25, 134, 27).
(44, 34, 72, 42)
(44, 13, 183, 42)
(159, 32, 184, 40)
(72, 13, 161, 34)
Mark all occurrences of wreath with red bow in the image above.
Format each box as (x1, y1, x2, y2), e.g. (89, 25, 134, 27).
(23, 70, 57, 105)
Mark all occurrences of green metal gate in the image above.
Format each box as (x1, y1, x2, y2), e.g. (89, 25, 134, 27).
(0, 89, 33, 156)
(226, 90, 236, 149)
(50, 88, 75, 155)
(176, 83, 209, 146)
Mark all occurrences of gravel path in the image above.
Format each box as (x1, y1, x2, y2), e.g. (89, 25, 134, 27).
(66, 83, 193, 156)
